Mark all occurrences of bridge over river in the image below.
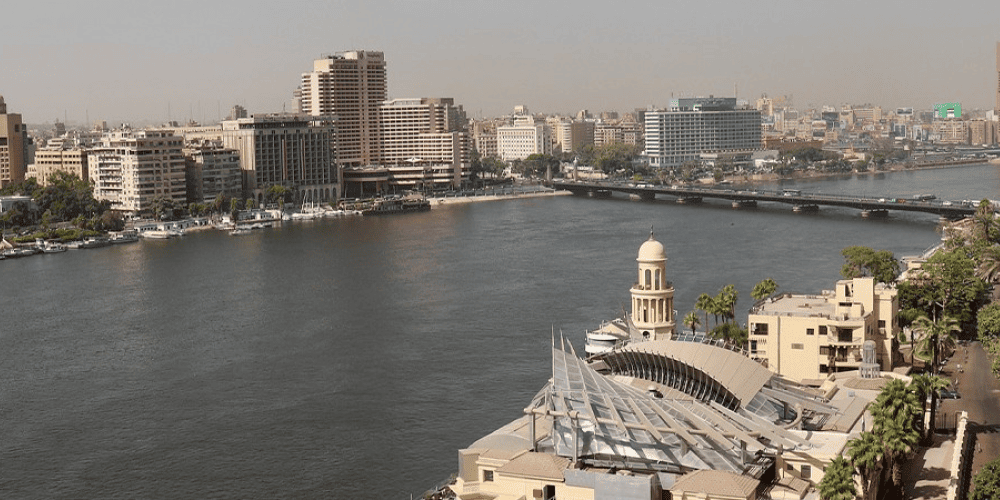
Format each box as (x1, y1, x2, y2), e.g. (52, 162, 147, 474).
(551, 180, 978, 219)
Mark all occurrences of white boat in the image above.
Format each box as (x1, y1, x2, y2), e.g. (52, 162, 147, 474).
(36, 239, 68, 253)
(230, 227, 252, 236)
(109, 230, 139, 244)
(141, 230, 173, 239)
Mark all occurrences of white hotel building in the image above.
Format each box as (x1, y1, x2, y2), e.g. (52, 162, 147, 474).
(644, 97, 761, 169)
(497, 113, 552, 161)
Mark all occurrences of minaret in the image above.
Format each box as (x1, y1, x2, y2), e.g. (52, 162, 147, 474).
(630, 230, 675, 340)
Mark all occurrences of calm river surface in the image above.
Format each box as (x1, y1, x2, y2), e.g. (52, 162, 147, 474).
(2, 164, 998, 499)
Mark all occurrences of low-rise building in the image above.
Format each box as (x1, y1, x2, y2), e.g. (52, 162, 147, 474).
(747, 277, 899, 383)
(30, 146, 90, 185)
(183, 141, 242, 204)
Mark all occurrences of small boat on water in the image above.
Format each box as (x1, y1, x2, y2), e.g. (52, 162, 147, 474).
(141, 230, 173, 239)
(230, 227, 252, 236)
(3, 247, 40, 258)
(361, 193, 431, 216)
(109, 230, 139, 244)
(36, 239, 67, 253)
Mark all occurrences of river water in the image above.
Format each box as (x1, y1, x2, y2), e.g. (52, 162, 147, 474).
(1, 164, 997, 499)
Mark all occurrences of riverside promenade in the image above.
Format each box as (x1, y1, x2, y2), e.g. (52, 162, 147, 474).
(428, 186, 570, 205)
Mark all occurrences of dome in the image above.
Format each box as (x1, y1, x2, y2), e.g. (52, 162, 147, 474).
(637, 233, 666, 261)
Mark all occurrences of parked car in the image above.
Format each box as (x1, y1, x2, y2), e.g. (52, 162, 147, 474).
(939, 389, 961, 400)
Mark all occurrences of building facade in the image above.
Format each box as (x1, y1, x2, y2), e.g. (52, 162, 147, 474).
(89, 130, 186, 214)
(497, 114, 552, 161)
(183, 141, 242, 204)
(30, 147, 90, 185)
(0, 96, 29, 188)
(644, 97, 761, 169)
(221, 114, 337, 205)
(296, 51, 386, 168)
(747, 277, 899, 383)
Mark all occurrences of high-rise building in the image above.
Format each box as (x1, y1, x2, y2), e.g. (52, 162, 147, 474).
(0, 95, 29, 188)
(221, 114, 337, 205)
(296, 51, 387, 168)
(644, 97, 761, 169)
(375, 97, 470, 189)
(89, 130, 187, 214)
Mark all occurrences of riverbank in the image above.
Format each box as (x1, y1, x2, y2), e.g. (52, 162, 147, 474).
(428, 189, 571, 205)
(725, 159, 991, 187)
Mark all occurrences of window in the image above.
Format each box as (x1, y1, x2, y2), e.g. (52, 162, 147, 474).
(878, 320, 886, 328)
(753, 323, 768, 336)
(801, 464, 812, 479)
(483, 470, 493, 482)
(806, 328, 814, 336)
(791, 343, 804, 350)
(820, 326, 828, 336)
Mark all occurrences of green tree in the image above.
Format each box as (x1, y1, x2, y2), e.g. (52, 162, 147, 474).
(683, 311, 700, 335)
(972, 199, 999, 244)
(751, 278, 779, 301)
(971, 456, 1000, 500)
(847, 431, 882, 500)
(245, 198, 256, 210)
(909, 373, 949, 443)
(979, 303, 1000, 340)
(230, 198, 242, 221)
(716, 284, 738, 324)
(913, 315, 960, 375)
(912, 248, 986, 325)
(818, 455, 857, 500)
(710, 322, 748, 346)
(695, 293, 716, 330)
(841, 246, 901, 284)
(870, 378, 921, 491)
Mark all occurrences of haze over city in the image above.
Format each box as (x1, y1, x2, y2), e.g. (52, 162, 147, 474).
(3, 0, 999, 125)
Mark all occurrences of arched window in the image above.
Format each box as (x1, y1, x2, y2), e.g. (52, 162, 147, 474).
(644, 269, 652, 289)
(655, 270, 661, 290)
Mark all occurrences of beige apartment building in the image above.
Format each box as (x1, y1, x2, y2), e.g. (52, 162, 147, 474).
(89, 130, 187, 214)
(748, 277, 899, 383)
(30, 147, 89, 185)
(0, 96, 29, 188)
(296, 51, 386, 168)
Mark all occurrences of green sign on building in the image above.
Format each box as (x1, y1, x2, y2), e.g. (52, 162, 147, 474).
(933, 102, 962, 119)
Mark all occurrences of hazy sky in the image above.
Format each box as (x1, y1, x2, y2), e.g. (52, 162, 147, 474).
(3, 0, 999, 125)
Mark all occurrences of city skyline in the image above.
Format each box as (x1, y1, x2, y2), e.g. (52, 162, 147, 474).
(3, 0, 1000, 125)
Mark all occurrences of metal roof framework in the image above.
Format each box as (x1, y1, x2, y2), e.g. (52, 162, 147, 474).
(527, 337, 841, 474)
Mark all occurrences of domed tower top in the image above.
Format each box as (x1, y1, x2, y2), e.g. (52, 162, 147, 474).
(637, 229, 666, 263)
(630, 229, 675, 340)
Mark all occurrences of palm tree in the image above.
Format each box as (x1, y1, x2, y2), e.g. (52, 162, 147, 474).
(913, 315, 961, 375)
(909, 373, 950, 443)
(847, 431, 882, 500)
(695, 293, 716, 330)
(871, 379, 921, 493)
(751, 278, 779, 301)
(976, 246, 1000, 284)
(819, 455, 857, 500)
(683, 311, 700, 335)
(716, 284, 738, 324)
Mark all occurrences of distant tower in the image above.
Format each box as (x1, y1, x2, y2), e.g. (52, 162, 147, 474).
(630, 231, 676, 340)
(0, 95, 28, 188)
